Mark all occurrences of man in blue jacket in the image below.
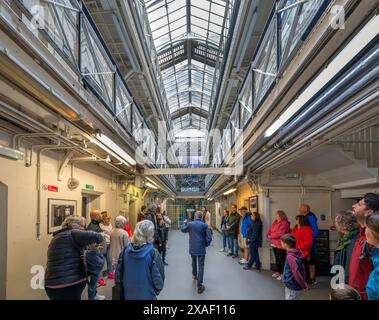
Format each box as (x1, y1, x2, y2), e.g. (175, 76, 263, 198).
(299, 204, 319, 285)
(181, 211, 212, 294)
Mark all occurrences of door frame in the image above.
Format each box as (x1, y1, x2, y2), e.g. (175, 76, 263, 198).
(0, 182, 8, 299)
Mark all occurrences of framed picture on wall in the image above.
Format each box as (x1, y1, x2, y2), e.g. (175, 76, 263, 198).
(48, 199, 77, 234)
(249, 196, 258, 213)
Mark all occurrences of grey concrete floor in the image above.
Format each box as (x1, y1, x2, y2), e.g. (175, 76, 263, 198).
(93, 230, 331, 300)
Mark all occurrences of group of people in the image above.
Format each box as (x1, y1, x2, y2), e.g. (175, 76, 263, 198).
(218, 194, 379, 300)
(220, 205, 263, 271)
(44, 203, 170, 300)
(44, 193, 379, 300)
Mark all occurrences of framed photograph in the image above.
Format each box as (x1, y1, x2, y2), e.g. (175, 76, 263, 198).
(249, 196, 258, 213)
(48, 199, 77, 234)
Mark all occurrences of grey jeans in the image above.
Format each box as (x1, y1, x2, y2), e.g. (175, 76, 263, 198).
(285, 287, 302, 300)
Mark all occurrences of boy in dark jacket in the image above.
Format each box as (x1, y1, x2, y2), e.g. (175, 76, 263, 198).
(280, 234, 308, 300)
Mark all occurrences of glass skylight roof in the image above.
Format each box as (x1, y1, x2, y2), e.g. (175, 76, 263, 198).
(144, 0, 228, 134)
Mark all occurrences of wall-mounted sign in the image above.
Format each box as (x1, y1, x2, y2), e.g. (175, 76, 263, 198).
(47, 185, 58, 192)
(85, 184, 94, 190)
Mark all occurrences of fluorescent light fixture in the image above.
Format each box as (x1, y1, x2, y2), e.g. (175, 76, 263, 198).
(89, 134, 136, 166)
(0, 145, 24, 160)
(264, 14, 379, 138)
(223, 188, 237, 195)
(145, 182, 158, 189)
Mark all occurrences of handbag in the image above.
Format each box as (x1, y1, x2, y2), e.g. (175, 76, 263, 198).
(112, 247, 127, 300)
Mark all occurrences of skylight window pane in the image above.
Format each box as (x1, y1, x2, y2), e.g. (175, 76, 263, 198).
(191, 6, 209, 20)
(169, 16, 187, 32)
(152, 25, 169, 39)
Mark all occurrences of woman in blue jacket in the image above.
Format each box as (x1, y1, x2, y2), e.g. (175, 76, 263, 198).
(365, 212, 379, 300)
(243, 212, 263, 271)
(115, 220, 165, 300)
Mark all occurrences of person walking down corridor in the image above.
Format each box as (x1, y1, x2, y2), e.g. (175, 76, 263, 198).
(115, 220, 165, 300)
(268, 210, 290, 281)
(45, 215, 103, 300)
(243, 212, 262, 271)
(219, 210, 229, 252)
(226, 204, 241, 258)
(181, 211, 212, 294)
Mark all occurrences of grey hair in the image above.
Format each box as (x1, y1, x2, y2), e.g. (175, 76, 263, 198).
(148, 203, 158, 213)
(194, 211, 203, 220)
(132, 220, 155, 245)
(62, 215, 86, 229)
(335, 210, 360, 232)
(115, 215, 127, 229)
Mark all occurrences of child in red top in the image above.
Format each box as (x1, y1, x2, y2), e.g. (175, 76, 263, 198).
(291, 215, 313, 283)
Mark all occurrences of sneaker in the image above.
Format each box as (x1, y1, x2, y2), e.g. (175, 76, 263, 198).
(227, 253, 233, 256)
(243, 265, 252, 270)
(107, 272, 115, 279)
(272, 272, 280, 278)
(197, 285, 205, 294)
(232, 255, 238, 259)
(163, 261, 168, 266)
(309, 278, 317, 285)
(98, 277, 107, 286)
(94, 294, 105, 300)
(276, 275, 282, 281)
(238, 259, 248, 265)
(219, 248, 225, 252)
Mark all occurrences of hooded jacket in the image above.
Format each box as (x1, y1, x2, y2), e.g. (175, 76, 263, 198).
(349, 227, 374, 300)
(367, 248, 379, 300)
(119, 243, 165, 300)
(226, 211, 241, 238)
(291, 225, 313, 259)
(306, 212, 319, 251)
(268, 219, 291, 249)
(247, 219, 262, 247)
(181, 219, 212, 256)
(282, 248, 308, 291)
(333, 228, 360, 284)
(45, 229, 103, 287)
(240, 213, 253, 238)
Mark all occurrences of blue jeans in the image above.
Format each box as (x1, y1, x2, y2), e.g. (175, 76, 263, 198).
(104, 244, 113, 274)
(88, 273, 100, 300)
(228, 235, 238, 256)
(247, 242, 261, 269)
(191, 255, 205, 288)
(222, 229, 228, 250)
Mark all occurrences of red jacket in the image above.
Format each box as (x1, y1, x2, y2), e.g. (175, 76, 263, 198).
(268, 219, 290, 249)
(291, 226, 313, 258)
(124, 222, 133, 238)
(348, 227, 373, 300)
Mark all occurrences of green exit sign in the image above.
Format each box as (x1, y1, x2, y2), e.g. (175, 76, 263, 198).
(85, 184, 94, 190)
